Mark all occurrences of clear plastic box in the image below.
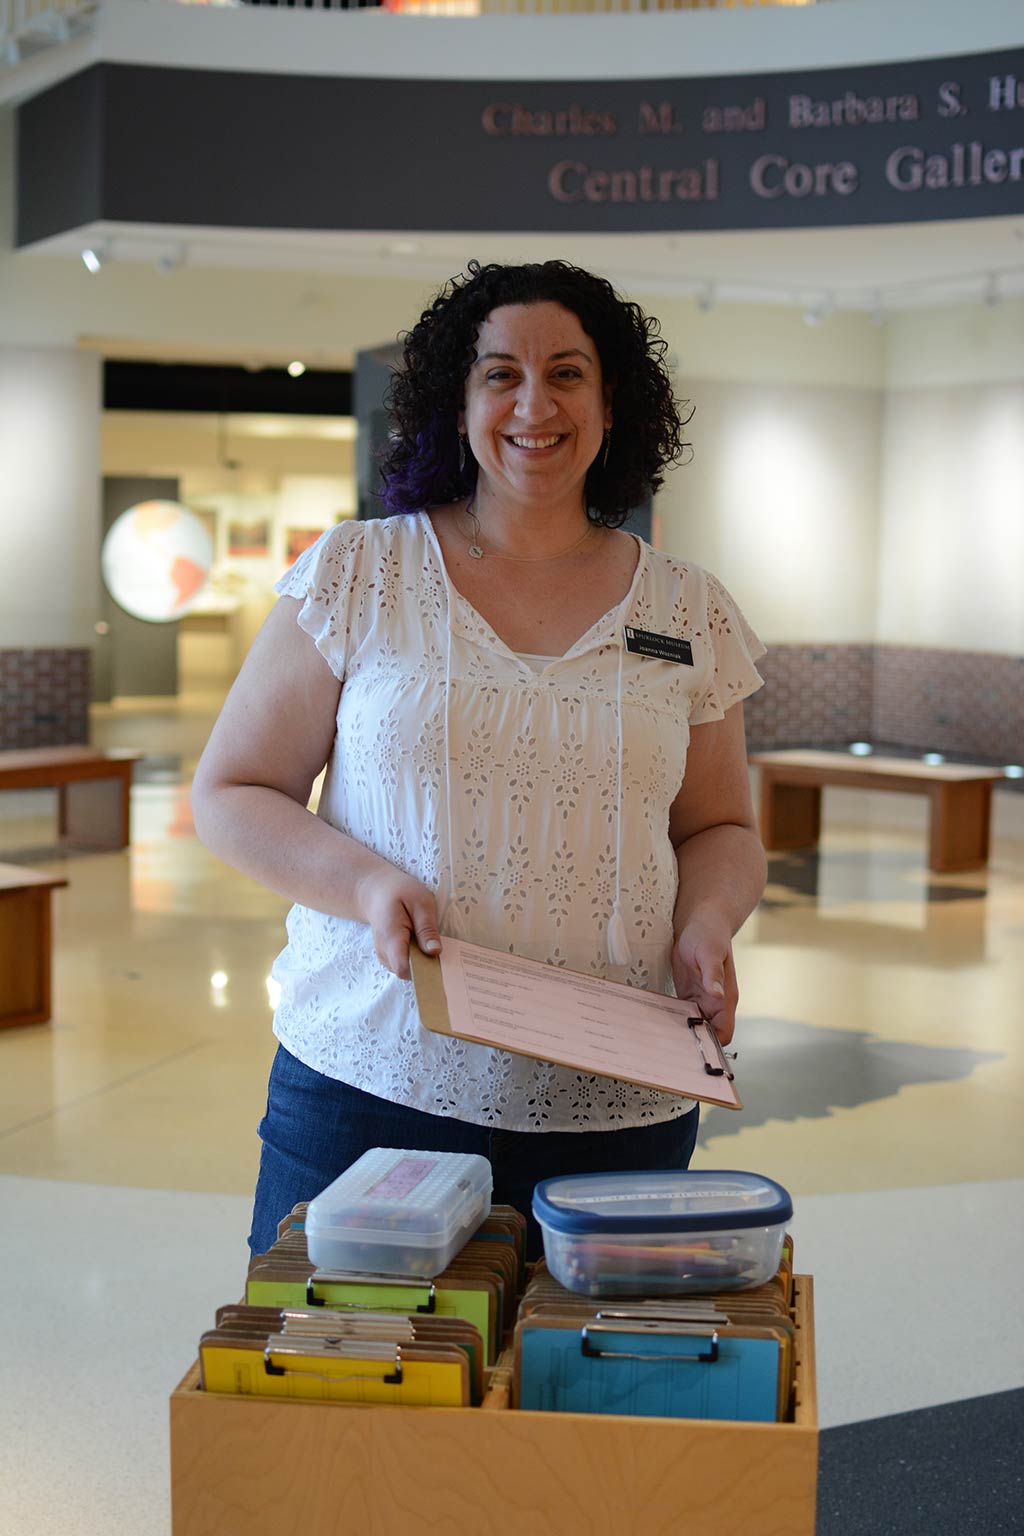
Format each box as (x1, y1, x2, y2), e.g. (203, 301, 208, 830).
(305, 1148, 492, 1278)
(533, 1169, 792, 1296)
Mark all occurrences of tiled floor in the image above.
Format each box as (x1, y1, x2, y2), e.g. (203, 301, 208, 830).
(1, 693, 1022, 1535)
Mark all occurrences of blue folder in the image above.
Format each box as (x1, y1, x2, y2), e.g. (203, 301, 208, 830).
(517, 1322, 780, 1421)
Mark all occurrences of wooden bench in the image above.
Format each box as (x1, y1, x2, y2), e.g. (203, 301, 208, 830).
(0, 746, 142, 851)
(750, 749, 1006, 874)
(0, 863, 68, 1027)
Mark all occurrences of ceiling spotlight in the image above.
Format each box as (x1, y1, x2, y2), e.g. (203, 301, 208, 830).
(694, 284, 715, 314)
(922, 752, 946, 766)
(1005, 765, 1024, 779)
(849, 742, 873, 757)
(82, 246, 105, 274)
(287, 361, 307, 379)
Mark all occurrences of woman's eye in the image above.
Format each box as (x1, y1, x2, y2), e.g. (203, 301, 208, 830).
(554, 368, 583, 381)
(486, 370, 515, 383)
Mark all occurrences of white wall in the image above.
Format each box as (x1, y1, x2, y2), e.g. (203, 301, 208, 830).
(653, 374, 883, 645)
(877, 381, 1024, 654)
(0, 346, 101, 648)
(875, 299, 1024, 653)
(885, 298, 1024, 393)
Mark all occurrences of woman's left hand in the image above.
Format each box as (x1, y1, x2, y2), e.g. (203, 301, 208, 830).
(671, 917, 739, 1046)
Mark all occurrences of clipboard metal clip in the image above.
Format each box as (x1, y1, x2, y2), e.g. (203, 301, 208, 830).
(263, 1340, 404, 1386)
(306, 1273, 437, 1314)
(596, 1305, 730, 1326)
(580, 1322, 720, 1364)
(687, 1017, 737, 1081)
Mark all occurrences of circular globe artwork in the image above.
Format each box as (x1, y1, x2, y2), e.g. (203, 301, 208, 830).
(101, 501, 213, 623)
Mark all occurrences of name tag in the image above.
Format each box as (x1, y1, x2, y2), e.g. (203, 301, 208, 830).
(623, 626, 694, 666)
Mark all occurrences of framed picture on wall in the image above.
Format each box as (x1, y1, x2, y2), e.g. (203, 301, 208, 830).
(284, 527, 325, 565)
(227, 518, 271, 558)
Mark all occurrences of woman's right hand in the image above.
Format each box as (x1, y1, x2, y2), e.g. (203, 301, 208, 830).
(356, 868, 442, 980)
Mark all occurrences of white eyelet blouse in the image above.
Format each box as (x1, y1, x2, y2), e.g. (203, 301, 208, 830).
(270, 512, 765, 1132)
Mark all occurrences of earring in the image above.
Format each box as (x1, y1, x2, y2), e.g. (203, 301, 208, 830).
(602, 430, 611, 470)
(458, 434, 467, 474)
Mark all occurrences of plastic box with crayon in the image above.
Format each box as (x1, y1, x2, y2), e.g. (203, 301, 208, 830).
(305, 1147, 493, 1277)
(532, 1169, 793, 1296)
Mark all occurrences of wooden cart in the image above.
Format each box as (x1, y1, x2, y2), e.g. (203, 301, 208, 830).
(170, 1276, 817, 1536)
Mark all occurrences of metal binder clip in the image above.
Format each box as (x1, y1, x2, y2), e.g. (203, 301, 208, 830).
(595, 1304, 730, 1325)
(580, 1322, 720, 1364)
(263, 1340, 404, 1386)
(306, 1272, 437, 1314)
(687, 1017, 736, 1081)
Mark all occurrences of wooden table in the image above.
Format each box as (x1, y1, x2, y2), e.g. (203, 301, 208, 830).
(0, 863, 68, 1027)
(0, 746, 142, 851)
(750, 749, 1006, 874)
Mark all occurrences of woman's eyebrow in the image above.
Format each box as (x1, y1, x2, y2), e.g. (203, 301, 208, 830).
(475, 349, 594, 365)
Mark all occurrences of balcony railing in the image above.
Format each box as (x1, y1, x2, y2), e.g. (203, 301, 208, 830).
(0, 0, 822, 77)
(236, 0, 821, 10)
(1, 0, 94, 65)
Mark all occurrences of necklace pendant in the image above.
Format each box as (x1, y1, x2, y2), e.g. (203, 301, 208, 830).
(468, 544, 484, 560)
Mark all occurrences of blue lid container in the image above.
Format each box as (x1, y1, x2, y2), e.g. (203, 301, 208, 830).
(533, 1170, 793, 1295)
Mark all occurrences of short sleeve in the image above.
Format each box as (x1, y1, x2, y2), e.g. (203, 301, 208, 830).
(273, 519, 367, 682)
(689, 570, 767, 726)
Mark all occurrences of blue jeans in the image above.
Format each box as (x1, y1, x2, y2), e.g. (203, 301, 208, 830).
(250, 1044, 700, 1261)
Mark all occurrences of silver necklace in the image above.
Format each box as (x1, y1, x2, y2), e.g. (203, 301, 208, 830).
(462, 501, 595, 563)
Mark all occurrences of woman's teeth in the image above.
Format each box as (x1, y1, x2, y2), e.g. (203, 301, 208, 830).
(509, 436, 563, 449)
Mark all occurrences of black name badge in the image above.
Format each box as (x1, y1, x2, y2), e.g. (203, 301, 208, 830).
(623, 626, 694, 665)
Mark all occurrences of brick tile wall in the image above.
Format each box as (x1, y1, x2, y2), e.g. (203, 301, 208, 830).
(744, 643, 1023, 773)
(0, 650, 91, 749)
(744, 644, 874, 750)
(872, 648, 1024, 764)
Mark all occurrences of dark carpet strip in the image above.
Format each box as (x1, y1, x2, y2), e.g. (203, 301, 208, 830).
(818, 1388, 1024, 1535)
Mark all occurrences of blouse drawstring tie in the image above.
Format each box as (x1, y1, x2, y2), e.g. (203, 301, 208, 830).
(606, 638, 632, 969)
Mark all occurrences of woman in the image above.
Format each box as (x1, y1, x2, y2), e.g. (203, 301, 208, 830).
(191, 260, 767, 1259)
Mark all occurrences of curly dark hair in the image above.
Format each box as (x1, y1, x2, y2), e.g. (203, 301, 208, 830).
(379, 260, 691, 528)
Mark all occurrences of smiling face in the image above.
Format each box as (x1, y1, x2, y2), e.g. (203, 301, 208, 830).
(459, 301, 612, 518)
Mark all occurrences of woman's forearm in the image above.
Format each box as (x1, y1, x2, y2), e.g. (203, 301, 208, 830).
(191, 783, 401, 921)
(673, 822, 767, 940)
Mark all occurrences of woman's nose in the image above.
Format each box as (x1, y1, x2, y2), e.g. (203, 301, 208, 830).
(513, 374, 558, 423)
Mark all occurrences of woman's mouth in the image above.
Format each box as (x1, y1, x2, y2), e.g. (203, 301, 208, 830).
(504, 434, 567, 452)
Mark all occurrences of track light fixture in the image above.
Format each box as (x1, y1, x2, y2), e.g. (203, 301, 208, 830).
(803, 293, 835, 327)
(155, 246, 186, 277)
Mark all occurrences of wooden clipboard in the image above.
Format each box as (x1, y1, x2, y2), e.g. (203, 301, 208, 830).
(411, 937, 742, 1110)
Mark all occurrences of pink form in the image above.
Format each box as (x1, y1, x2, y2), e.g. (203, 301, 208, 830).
(433, 938, 741, 1110)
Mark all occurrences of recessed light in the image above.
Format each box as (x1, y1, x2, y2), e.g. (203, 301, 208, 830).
(922, 752, 945, 766)
(287, 361, 307, 378)
(82, 246, 104, 274)
(849, 742, 873, 756)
